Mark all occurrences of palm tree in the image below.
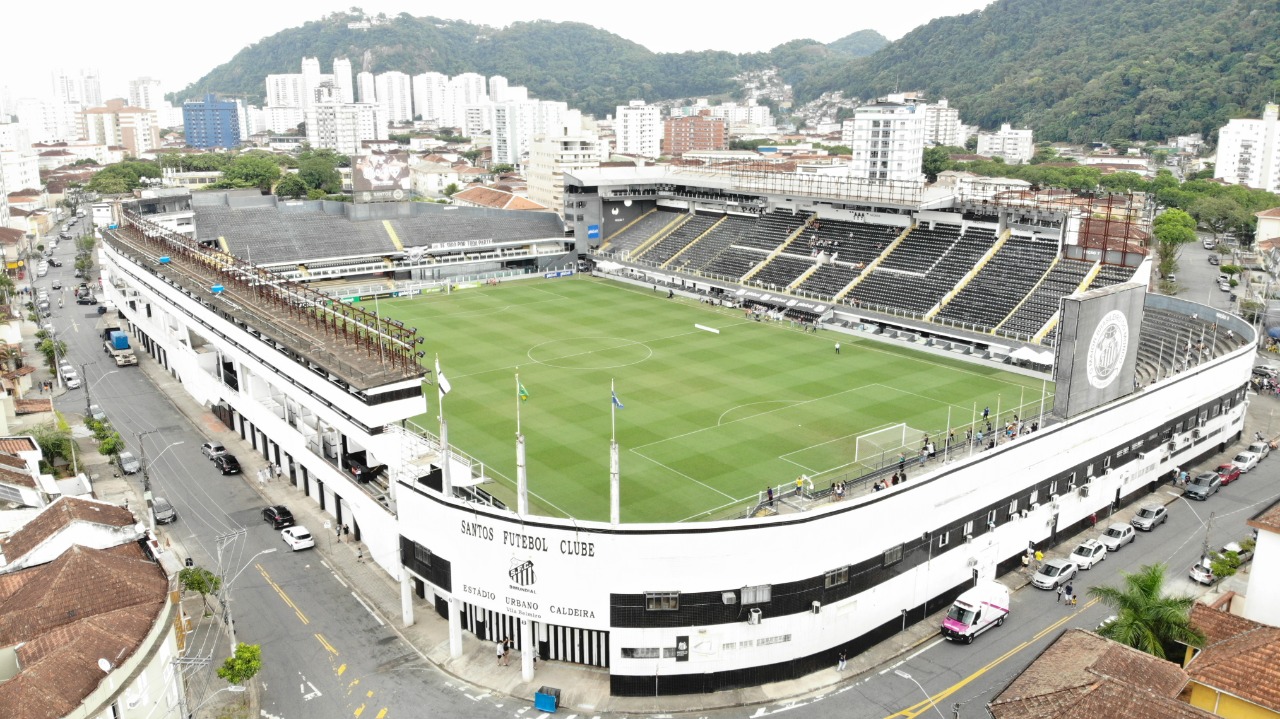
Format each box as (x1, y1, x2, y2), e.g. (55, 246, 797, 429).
(1090, 563, 1204, 659)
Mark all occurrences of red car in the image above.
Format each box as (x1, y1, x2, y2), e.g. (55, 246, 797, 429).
(1215, 464, 1242, 485)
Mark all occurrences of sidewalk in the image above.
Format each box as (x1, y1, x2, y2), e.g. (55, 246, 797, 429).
(135, 348, 1264, 715)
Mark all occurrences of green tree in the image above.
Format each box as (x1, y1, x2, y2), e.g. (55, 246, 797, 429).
(179, 566, 223, 612)
(442, 183, 460, 197)
(274, 173, 308, 199)
(1090, 563, 1204, 659)
(99, 432, 124, 457)
(921, 146, 953, 183)
(219, 154, 281, 193)
(36, 338, 67, 370)
(217, 643, 263, 685)
(491, 164, 516, 175)
(298, 157, 341, 193)
(1190, 196, 1249, 238)
(29, 423, 74, 472)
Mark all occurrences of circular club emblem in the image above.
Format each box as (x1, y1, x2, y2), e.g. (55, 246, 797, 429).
(392, 189, 405, 200)
(1086, 310, 1128, 389)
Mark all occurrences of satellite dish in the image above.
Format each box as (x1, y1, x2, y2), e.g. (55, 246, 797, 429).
(98, 658, 112, 673)
(135, 523, 146, 534)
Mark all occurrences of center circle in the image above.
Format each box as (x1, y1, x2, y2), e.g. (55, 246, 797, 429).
(527, 337, 654, 369)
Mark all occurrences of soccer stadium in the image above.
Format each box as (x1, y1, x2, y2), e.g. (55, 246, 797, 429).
(100, 167, 1252, 696)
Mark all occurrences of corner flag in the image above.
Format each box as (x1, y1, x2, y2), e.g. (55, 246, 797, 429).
(435, 358, 451, 396)
(518, 383, 529, 402)
(611, 389, 624, 410)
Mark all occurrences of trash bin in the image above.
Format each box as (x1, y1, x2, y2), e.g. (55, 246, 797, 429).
(533, 686, 560, 712)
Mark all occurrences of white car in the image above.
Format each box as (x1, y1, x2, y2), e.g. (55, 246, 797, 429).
(1232, 451, 1260, 473)
(1098, 523, 1136, 552)
(1246, 441, 1270, 461)
(1069, 539, 1108, 570)
(282, 525, 315, 551)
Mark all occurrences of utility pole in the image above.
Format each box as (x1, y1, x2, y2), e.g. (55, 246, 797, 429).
(215, 530, 244, 656)
(83, 362, 91, 415)
(137, 430, 156, 533)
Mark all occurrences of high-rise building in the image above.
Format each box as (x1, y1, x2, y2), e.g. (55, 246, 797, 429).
(663, 111, 728, 155)
(923, 99, 963, 148)
(528, 117, 604, 219)
(842, 101, 925, 183)
(412, 72, 447, 123)
(51, 69, 82, 104)
(183, 94, 242, 149)
(80, 69, 102, 108)
(333, 58, 355, 104)
(301, 57, 322, 109)
(614, 100, 662, 158)
(357, 71, 376, 105)
(976, 123, 1034, 164)
(266, 74, 306, 108)
(82, 99, 160, 156)
(491, 101, 539, 166)
(129, 77, 165, 111)
(446, 73, 488, 128)
(1214, 103, 1280, 193)
(305, 102, 386, 155)
(489, 75, 509, 104)
(374, 71, 413, 124)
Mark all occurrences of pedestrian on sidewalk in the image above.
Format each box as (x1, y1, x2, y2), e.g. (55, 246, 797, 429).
(1056, 584, 1065, 603)
(342, 524, 350, 543)
(496, 639, 505, 666)
(1064, 582, 1074, 607)
(335, 524, 343, 543)
(356, 547, 364, 563)
(766, 486, 774, 507)
(837, 651, 847, 672)
(503, 637, 513, 666)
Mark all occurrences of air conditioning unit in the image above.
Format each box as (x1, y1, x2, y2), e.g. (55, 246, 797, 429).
(748, 608, 762, 625)
(1020, 508, 1030, 519)
(1168, 441, 1178, 451)
(1078, 484, 1090, 497)
(966, 557, 979, 568)
(1193, 428, 1202, 439)
(722, 591, 737, 605)
(964, 533, 973, 543)
(811, 601, 821, 615)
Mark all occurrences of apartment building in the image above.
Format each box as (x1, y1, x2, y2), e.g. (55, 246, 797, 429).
(663, 111, 728, 155)
(976, 123, 1035, 164)
(614, 100, 662, 158)
(842, 101, 925, 183)
(1215, 103, 1280, 193)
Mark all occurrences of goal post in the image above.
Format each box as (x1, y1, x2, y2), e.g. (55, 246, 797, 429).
(854, 423, 931, 466)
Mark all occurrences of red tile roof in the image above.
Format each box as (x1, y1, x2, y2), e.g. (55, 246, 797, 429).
(0, 437, 37, 454)
(0, 497, 137, 565)
(13, 398, 53, 415)
(989, 629, 1211, 719)
(1250, 497, 1280, 534)
(0, 465, 35, 489)
(1186, 604, 1280, 712)
(0, 453, 27, 470)
(0, 227, 24, 243)
(0, 545, 167, 719)
(452, 186, 548, 211)
(1256, 207, 1280, 219)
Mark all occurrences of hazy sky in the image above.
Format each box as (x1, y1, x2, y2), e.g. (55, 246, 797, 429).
(1, 0, 993, 101)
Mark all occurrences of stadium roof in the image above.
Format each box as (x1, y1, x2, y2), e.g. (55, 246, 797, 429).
(191, 194, 565, 267)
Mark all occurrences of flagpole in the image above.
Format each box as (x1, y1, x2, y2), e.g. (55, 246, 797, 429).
(515, 371, 522, 437)
(944, 406, 951, 463)
(610, 379, 620, 525)
(610, 378, 617, 442)
(436, 355, 451, 496)
(970, 403, 976, 458)
(516, 371, 528, 515)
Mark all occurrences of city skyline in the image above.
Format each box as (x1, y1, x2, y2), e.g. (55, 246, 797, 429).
(0, 0, 992, 104)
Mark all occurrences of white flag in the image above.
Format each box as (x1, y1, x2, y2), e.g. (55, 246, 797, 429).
(436, 358, 452, 396)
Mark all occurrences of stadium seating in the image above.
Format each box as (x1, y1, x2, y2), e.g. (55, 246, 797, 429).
(736, 211, 810, 251)
(670, 216, 755, 272)
(195, 206, 397, 264)
(796, 263, 860, 297)
(796, 219, 901, 266)
(1089, 264, 1136, 289)
(637, 214, 719, 265)
(602, 209, 683, 256)
(752, 254, 818, 289)
(936, 235, 1057, 331)
(703, 247, 770, 280)
(1000, 258, 1094, 338)
(847, 224, 1000, 315)
(1134, 306, 1238, 385)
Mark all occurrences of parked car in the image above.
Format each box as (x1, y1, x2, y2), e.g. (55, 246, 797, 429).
(262, 505, 295, 529)
(1032, 558, 1079, 591)
(213, 454, 241, 475)
(1131, 504, 1168, 531)
(1215, 463, 1242, 485)
(88, 404, 107, 422)
(118, 451, 141, 475)
(1069, 539, 1108, 570)
(1247, 441, 1271, 460)
(1208, 255, 1219, 265)
(51, 280, 62, 289)
(1098, 523, 1136, 552)
(49, 259, 62, 267)
(282, 526, 315, 551)
(152, 496, 177, 524)
(201, 441, 227, 459)
(1232, 451, 1260, 473)
(1189, 557, 1216, 585)
(1184, 471, 1221, 500)
(1253, 366, 1279, 380)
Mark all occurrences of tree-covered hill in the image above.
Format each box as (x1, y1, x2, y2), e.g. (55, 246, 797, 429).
(826, 30, 889, 57)
(797, 0, 1280, 142)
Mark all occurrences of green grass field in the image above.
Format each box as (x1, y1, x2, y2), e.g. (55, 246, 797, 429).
(380, 277, 1053, 523)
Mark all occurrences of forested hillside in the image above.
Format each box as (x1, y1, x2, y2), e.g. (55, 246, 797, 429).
(175, 12, 882, 118)
(798, 0, 1280, 142)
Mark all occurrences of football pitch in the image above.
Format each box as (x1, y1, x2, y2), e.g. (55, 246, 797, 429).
(380, 277, 1053, 523)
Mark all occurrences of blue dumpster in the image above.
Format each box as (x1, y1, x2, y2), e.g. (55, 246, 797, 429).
(534, 686, 560, 712)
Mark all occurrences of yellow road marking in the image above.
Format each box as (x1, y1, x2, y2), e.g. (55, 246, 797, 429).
(257, 565, 309, 625)
(354, 703, 366, 717)
(337, 664, 347, 676)
(367, 690, 374, 697)
(884, 597, 1100, 718)
(376, 709, 387, 719)
(315, 633, 339, 656)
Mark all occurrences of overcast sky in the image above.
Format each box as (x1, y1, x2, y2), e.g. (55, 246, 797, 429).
(1, 0, 993, 101)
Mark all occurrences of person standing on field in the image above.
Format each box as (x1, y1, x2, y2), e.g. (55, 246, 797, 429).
(835, 342, 841, 354)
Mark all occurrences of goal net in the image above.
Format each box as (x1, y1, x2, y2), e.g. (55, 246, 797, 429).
(854, 423, 929, 466)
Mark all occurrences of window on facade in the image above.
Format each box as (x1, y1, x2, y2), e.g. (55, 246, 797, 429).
(1009, 499, 1018, 515)
(937, 531, 951, 548)
(413, 544, 432, 566)
(987, 509, 998, 526)
(884, 544, 904, 566)
(741, 584, 772, 604)
(622, 647, 660, 658)
(825, 567, 849, 588)
(963, 520, 974, 536)
(645, 592, 679, 611)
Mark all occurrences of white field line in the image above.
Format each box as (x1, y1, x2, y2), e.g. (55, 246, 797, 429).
(628, 447, 737, 501)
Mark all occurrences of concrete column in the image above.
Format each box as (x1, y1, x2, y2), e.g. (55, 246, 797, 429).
(448, 595, 463, 659)
(400, 571, 415, 627)
(520, 618, 535, 682)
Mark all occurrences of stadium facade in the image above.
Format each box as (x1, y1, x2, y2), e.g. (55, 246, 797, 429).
(98, 172, 1252, 696)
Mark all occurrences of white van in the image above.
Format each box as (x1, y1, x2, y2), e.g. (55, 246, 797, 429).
(941, 581, 1010, 644)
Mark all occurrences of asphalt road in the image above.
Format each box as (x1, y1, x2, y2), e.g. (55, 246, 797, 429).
(32, 227, 1280, 719)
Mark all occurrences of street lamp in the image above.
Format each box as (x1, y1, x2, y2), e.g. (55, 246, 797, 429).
(136, 431, 184, 532)
(894, 669, 947, 719)
(221, 548, 277, 655)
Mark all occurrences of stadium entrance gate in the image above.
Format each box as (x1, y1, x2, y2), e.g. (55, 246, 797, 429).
(457, 600, 610, 667)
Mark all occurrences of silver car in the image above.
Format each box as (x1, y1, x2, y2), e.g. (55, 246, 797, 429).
(152, 497, 177, 524)
(1032, 558, 1078, 590)
(1098, 523, 1136, 552)
(118, 451, 141, 474)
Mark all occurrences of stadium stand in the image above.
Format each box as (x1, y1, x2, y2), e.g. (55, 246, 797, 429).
(636, 214, 719, 266)
(796, 263, 860, 297)
(1134, 306, 1239, 386)
(703, 246, 770, 280)
(936, 235, 1057, 331)
(669, 215, 755, 272)
(1088, 263, 1136, 289)
(796, 219, 901, 266)
(847, 224, 999, 315)
(999, 258, 1094, 338)
(194, 205, 397, 264)
(736, 211, 810, 251)
(603, 209, 682, 256)
(752, 254, 818, 289)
